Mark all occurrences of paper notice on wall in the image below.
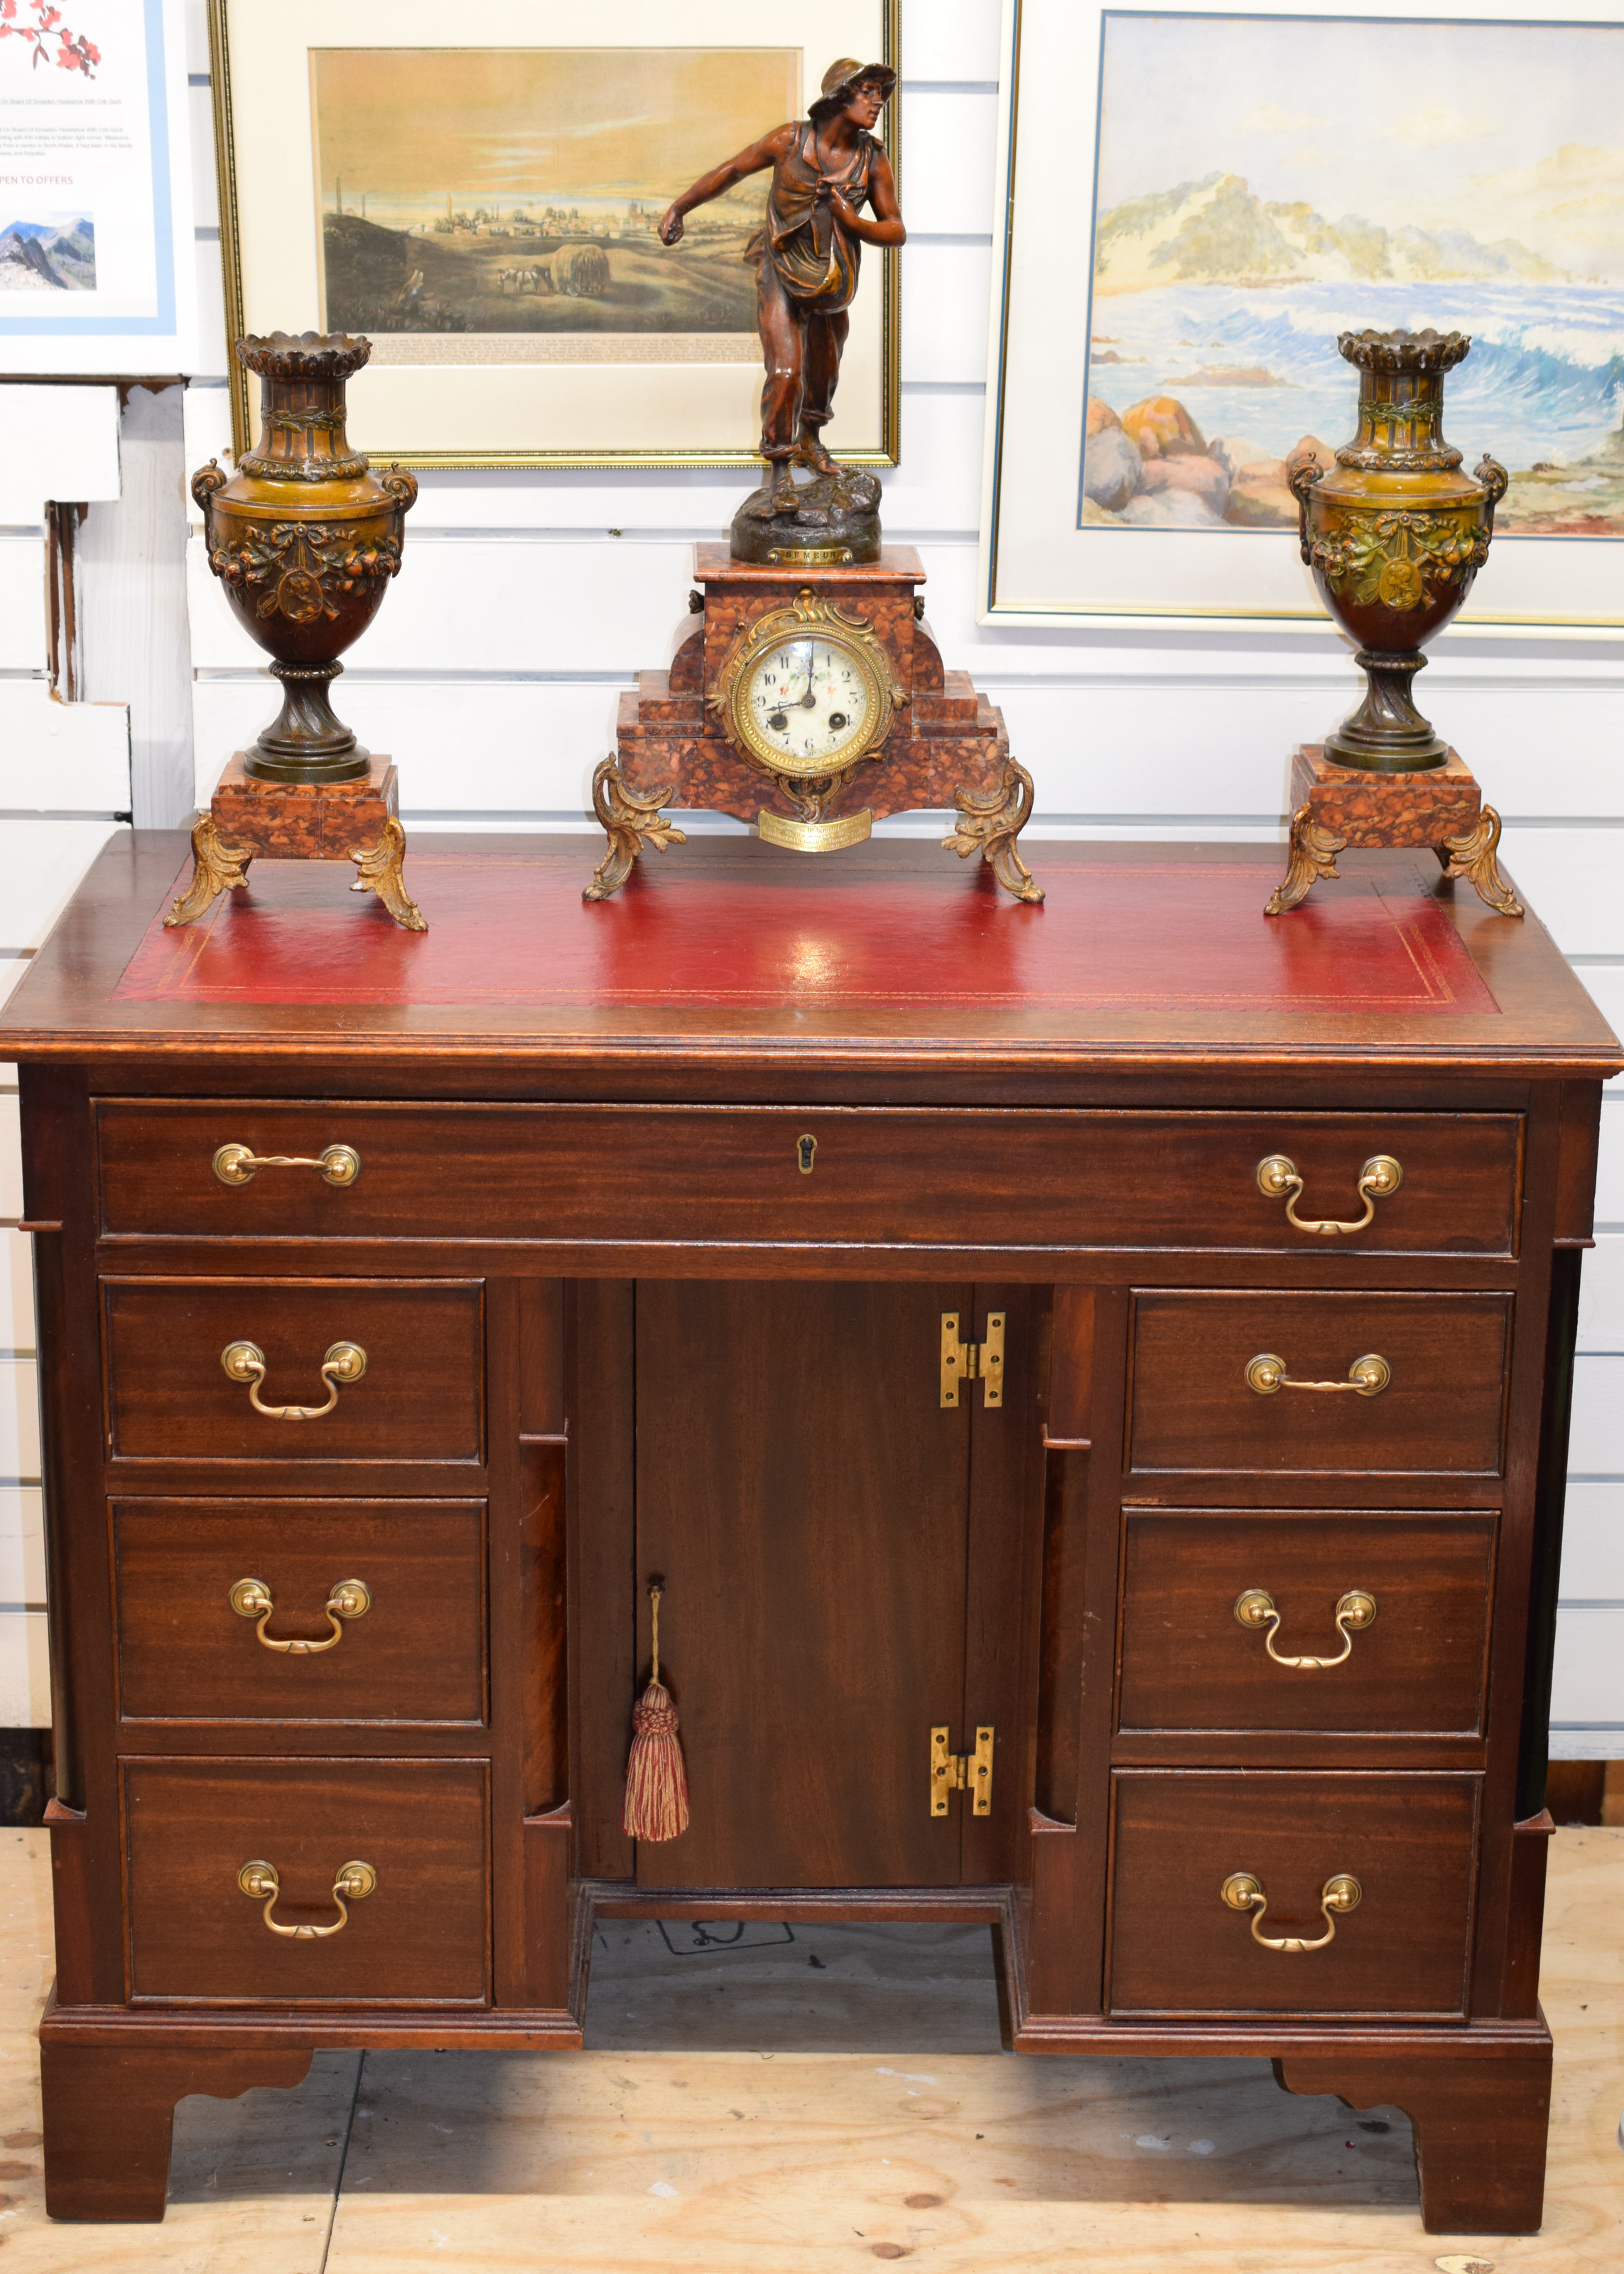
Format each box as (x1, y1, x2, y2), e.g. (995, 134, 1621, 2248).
(0, 0, 195, 372)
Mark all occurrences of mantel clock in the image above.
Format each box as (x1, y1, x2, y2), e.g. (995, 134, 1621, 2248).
(584, 55, 1042, 904)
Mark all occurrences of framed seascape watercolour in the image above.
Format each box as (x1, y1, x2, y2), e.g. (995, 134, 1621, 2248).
(0, 0, 197, 374)
(208, 0, 899, 469)
(982, 0, 1624, 628)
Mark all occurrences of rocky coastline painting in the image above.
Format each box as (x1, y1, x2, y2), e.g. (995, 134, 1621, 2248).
(1082, 14, 1624, 537)
(309, 47, 794, 345)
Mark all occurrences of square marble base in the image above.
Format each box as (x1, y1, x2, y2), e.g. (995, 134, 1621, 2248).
(1290, 743, 1481, 849)
(210, 751, 398, 862)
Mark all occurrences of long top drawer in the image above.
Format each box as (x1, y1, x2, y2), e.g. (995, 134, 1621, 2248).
(95, 1102, 1522, 1255)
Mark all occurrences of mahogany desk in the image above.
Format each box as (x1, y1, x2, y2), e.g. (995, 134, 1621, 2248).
(4, 834, 1618, 2230)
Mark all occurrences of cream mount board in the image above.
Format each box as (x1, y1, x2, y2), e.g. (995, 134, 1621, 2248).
(209, 0, 899, 470)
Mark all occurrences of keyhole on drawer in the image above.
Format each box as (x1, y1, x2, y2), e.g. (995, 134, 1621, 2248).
(798, 1133, 818, 1175)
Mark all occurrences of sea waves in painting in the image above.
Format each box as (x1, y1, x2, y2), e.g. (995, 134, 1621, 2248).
(1081, 14, 1624, 538)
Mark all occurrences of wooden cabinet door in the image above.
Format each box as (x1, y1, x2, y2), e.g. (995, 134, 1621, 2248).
(632, 1279, 1002, 1891)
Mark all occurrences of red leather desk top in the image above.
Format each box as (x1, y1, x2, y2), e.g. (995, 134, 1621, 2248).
(114, 844, 1495, 1016)
(8, 833, 1618, 1076)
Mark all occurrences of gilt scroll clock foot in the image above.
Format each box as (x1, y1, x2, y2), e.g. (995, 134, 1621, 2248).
(1265, 745, 1521, 919)
(585, 544, 1044, 905)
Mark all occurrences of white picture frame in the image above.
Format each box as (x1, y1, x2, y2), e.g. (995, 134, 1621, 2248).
(0, 0, 197, 377)
(980, 0, 1624, 631)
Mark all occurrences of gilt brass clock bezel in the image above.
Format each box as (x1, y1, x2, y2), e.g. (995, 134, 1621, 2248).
(709, 590, 906, 780)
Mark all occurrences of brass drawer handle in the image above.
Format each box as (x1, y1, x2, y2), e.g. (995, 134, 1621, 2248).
(229, 1575, 372, 1653)
(220, 1339, 367, 1419)
(1256, 1152, 1402, 1234)
(237, 1858, 377, 1939)
(1220, 1870, 1361, 1952)
(214, 1143, 362, 1187)
(1233, 1587, 1377, 1668)
(1246, 1351, 1390, 1398)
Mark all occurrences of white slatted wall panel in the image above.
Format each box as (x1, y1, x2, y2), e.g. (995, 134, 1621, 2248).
(0, 396, 129, 1721)
(0, 0, 1618, 1750)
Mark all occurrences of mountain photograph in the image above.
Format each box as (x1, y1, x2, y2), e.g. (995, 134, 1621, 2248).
(0, 215, 96, 293)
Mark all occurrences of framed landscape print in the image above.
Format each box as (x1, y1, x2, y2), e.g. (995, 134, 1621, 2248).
(982, 0, 1624, 628)
(210, 0, 899, 468)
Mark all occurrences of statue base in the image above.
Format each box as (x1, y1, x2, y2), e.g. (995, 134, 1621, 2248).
(1265, 744, 1522, 919)
(164, 752, 426, 931)
(728, 464, 882, 566)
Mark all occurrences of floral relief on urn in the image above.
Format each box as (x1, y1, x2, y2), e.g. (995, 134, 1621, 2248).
(1290, 328, 1507, 772)
(191, 332, 417, 784)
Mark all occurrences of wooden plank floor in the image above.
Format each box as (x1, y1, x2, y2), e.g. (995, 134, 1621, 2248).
(0, 1827, 1618, 2268)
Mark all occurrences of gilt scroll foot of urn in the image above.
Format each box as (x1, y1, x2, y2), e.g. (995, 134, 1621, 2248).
(583, 755, 687, 902)
(945, 758, 1045, 904)
(1265, 745, 1522, 919)
(165, 815, 254, 927)
(1437, 805, 1525, 918)
(350, 814, 427, 930)
(1265, 802, 1348, 917)
(166, 753, 428, 932)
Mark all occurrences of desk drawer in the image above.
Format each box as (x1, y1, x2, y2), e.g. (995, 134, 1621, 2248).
(1128, 1292, 1511, 1477)
(124, 1757, 489, 2003)
(102, 1279, 484, 1465)
(1107, 1770, 1478, 2017)
(112, 1498, 487, 1725)
(95, 1101, 1521, 1256)
(1117, 1511, 1495, 1736)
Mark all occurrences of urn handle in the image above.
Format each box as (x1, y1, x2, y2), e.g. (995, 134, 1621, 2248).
(190, 458, 227, 533)
(1287, 451, 1327, 563)
(1475, 452, 1509, 529)
(381, 465, 419, 514)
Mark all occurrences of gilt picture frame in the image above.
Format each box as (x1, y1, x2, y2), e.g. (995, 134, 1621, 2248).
(982, 0, 1624, 630)
(208, 0, 899, 470)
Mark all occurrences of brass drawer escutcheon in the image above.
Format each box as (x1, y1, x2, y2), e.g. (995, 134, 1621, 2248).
(1233, 1586, 1377, 1668)
(220, 1339, 368, 1419)
(1245, 1351, 1391, 1398)
(1256, 1152, 1402, 1235)
(1220, 1870, 1361, 1952)
(237, 1858, 377, 1939)
(213, 1142, 362, 1187)
(228, 1575, 372, 1653)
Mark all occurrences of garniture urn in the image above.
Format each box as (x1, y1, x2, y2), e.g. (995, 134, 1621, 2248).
(191, 333, 416, 784)
(1292, 330, 1507, 772)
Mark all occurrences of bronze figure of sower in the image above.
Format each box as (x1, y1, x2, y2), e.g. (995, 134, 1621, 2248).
(659, 58, 906, 510)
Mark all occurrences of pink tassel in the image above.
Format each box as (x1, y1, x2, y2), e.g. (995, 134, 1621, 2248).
(623, 1583, 690, 1842)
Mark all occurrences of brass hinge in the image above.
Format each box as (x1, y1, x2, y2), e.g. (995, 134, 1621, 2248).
(940, 1311, 1005, 1408)
(929, 1724, 995, 1817)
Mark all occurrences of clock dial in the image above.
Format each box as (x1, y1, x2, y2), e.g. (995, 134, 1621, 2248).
(745, 636, 873, 771)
